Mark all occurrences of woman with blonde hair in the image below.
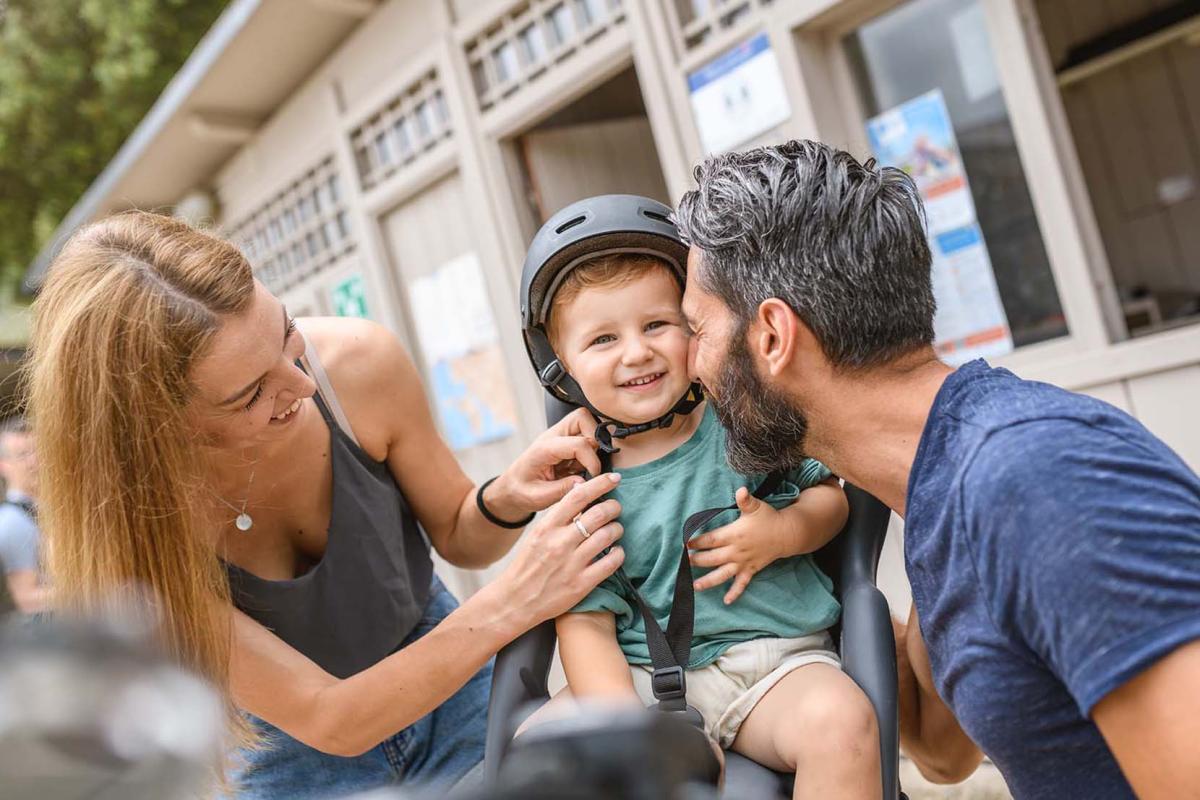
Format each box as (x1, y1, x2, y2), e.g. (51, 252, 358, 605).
(26, 210, 625, 798)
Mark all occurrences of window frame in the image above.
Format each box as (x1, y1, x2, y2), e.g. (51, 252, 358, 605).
(766, 0, 1129, 371)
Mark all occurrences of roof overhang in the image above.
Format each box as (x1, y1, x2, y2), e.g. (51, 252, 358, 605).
(23, 0, 378, 292)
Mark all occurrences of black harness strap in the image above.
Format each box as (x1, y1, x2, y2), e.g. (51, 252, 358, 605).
(606, 461, 785, 713)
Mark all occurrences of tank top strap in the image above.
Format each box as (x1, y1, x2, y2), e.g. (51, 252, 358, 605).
(298, 327, 361, 448)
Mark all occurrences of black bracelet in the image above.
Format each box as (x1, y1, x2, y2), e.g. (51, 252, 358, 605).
(476, 476, 535, 529)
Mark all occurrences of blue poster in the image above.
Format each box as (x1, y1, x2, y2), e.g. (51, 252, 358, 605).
(866, 90, 1013, 364)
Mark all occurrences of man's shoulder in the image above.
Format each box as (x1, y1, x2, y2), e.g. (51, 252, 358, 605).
(913, 360, 1197, 527)
(955, 385, 1199, 541)
(937, 362, 1153, 473)
(940, 361, 1122, 434)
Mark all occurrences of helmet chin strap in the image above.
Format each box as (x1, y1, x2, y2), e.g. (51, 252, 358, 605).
(530, 338, 704, 460)
(594, 413, 676, 456)
(592, 384, 705, 457)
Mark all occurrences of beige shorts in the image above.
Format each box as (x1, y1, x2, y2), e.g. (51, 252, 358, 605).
(631, 633, 840, 748)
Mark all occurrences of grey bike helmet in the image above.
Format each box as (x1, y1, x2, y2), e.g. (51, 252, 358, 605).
(520, 194, 702, 436)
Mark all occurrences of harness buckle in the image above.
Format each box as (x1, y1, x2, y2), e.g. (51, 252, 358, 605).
(650, 666, 687, 702)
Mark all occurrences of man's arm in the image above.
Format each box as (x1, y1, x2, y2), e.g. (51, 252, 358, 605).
(5, 570, 49, 613)
(1091, 639, 1200, 799)
(894, 605, 982, 783)
(966, 418, 1200, 793)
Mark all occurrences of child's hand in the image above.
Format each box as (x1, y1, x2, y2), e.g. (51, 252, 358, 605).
(687, 487, 790, 605)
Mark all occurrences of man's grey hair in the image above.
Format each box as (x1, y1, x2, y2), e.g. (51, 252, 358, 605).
(675, 140, 936, 368)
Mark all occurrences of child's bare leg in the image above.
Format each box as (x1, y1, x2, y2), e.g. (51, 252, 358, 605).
(731, 664, 880, 799)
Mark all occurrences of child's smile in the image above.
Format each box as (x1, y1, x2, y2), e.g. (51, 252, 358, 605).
(618, 371, 665, 391)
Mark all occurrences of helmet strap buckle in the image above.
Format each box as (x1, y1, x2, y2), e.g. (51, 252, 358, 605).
(594, 422, 621, 455)
(539, 360, 566, 388)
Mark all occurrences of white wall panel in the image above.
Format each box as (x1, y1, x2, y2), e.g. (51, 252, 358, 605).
(382, 173, 530, 599)
(1127, 364, 1200, 470)
(1077, 380, 1132, 414)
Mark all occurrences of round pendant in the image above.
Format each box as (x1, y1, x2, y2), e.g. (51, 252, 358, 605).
(235, 513, 253, 532)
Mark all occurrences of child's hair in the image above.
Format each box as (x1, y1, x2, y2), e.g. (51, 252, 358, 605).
(545, 253, 679, 350)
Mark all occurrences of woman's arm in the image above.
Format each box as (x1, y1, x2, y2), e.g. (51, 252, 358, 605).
(557, 611, 639, 701)
(304, 318, 602, 568)
(232, 588, 510, 756)
(233, 474, 627, 756)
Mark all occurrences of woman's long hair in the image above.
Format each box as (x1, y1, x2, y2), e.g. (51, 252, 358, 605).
(27, 211, 256, 751)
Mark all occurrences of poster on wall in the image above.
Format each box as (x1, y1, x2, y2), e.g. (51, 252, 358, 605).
(408, 253, 518, 450)
(688, 32, 792, 155)
(866, 89, 1013, 365)
(331, 273, 370, 319)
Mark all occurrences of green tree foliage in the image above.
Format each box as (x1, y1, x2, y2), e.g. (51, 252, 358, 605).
(0, 0, 228, 291)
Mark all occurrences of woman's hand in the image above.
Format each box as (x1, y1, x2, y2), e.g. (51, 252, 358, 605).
(493, 472, 626, 633)
(485, 408, 604, 519)
(687, 488, 789, 605)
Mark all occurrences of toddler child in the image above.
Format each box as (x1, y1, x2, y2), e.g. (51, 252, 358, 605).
(526, 237, 881, 798)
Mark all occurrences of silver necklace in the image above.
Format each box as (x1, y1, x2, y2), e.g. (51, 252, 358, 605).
(215, 467, 256, 532)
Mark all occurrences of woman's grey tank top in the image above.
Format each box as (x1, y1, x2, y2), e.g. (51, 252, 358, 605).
(224, 334, 433, 679)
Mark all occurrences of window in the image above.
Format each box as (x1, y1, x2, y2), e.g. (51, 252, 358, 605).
(415, 101, 434, 139)
(433, 91, 450, 127)
(844, 0, 1068, 351)
(392, 118, 414, 159)
(465, 0, 628, 111)
(519, 23, 547, 63)
(547, 3, 574, 45)
(470, 61, 489, 96)
(576, 0, 606, 26)
(227, 157, 355, 295)
(349, 71, 452, 190)
(492, 41, 520, 84)
(1036, 0, 1200, 337)
(374, 131, 393, 167)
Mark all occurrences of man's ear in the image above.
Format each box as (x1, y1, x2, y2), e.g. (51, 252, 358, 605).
(754, 298, 805, 378)
(754, 300, 822, 377)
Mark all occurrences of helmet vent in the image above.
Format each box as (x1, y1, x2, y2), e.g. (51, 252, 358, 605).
(641, 209, 671, 224)
(555, 215, 587, 235)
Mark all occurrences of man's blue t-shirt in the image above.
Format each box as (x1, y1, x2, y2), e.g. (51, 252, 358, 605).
(906, 359, 1200, 799)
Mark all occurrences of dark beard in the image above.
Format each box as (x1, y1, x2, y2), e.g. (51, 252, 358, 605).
(707, 325, 811, 475)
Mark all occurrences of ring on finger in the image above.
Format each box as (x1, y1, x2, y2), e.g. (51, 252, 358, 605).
(572, 514, 591, 540)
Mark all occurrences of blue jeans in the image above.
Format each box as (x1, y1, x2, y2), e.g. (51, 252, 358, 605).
(227, 577, 492, 799)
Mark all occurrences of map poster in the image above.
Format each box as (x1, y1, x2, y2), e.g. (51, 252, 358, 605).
(408, 253, 518, 450)
(866, 89, 1013, 365)
(688, 32, 792, 155)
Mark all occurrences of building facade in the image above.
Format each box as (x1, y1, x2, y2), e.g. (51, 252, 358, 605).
(28, 0, 1200, 605)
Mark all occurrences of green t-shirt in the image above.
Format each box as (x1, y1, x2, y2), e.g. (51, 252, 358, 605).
(571, 404, 841, 668)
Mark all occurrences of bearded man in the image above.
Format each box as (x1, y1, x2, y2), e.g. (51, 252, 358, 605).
(674, 140, 1200, 800)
